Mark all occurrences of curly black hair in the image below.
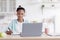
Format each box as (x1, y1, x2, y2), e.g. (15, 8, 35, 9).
(16, 5, 25, 12)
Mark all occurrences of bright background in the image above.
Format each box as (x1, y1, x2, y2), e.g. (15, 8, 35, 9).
(0, 0, 60, 34)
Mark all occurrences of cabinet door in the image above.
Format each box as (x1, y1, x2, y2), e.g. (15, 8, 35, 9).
(43, 3, 60, 34)
(42, 0, 52, 2)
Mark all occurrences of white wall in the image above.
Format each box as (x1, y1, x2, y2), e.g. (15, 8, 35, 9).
(16, 0, 43, 22)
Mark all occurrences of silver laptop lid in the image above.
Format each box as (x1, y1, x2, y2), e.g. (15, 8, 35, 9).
(21, 23, 42, 37)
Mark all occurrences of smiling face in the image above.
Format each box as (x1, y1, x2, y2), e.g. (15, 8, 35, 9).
(17, 10, 25, 19)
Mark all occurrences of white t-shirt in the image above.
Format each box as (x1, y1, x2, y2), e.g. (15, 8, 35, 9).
(13, 22, 23, 34)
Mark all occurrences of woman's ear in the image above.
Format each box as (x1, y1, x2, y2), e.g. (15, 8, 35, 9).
(24, 13, 25, 16)
(16, 13, 17, 15)
(24, 14, 25, 16)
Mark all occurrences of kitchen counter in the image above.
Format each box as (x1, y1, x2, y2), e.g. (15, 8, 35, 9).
(0, 34, 60, 40)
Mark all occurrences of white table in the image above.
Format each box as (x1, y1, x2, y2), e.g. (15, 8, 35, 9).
(0, 34, 60, 40)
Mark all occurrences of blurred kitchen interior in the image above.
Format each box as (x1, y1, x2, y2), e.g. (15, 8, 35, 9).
(0, 0, 60, 34)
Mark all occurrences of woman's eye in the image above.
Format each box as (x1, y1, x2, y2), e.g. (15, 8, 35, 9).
(18, 13, 20, 15)
(21, 13, 23, 15)
(17, 13, 24, 15)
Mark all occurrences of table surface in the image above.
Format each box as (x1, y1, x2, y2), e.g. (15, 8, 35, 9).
(0, 35, 60, 39)
(0, 34, 60, 40)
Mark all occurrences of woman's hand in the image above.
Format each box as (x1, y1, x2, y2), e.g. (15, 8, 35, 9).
(6, 30, 13, 35)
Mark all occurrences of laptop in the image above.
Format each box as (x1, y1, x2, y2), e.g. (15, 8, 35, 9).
(21, 23, 42, 37)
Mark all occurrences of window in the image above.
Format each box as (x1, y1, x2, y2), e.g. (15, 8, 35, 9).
(0, 0, 7, 12)
(0, 0, 16, 13)
(9, 0, 16, 12)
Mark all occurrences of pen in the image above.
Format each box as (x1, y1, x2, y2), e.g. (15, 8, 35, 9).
(8, 27, 11, 31)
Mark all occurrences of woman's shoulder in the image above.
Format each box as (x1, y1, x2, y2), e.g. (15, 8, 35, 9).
(24, 20, 29, 23)
(11, 19, 29, 23)
(10, 19, 17, 23)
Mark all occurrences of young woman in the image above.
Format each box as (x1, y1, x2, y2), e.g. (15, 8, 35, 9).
(6, 6, 28, 35)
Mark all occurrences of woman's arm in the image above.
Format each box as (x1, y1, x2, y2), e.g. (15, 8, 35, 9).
(6, 21, 13, 35)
